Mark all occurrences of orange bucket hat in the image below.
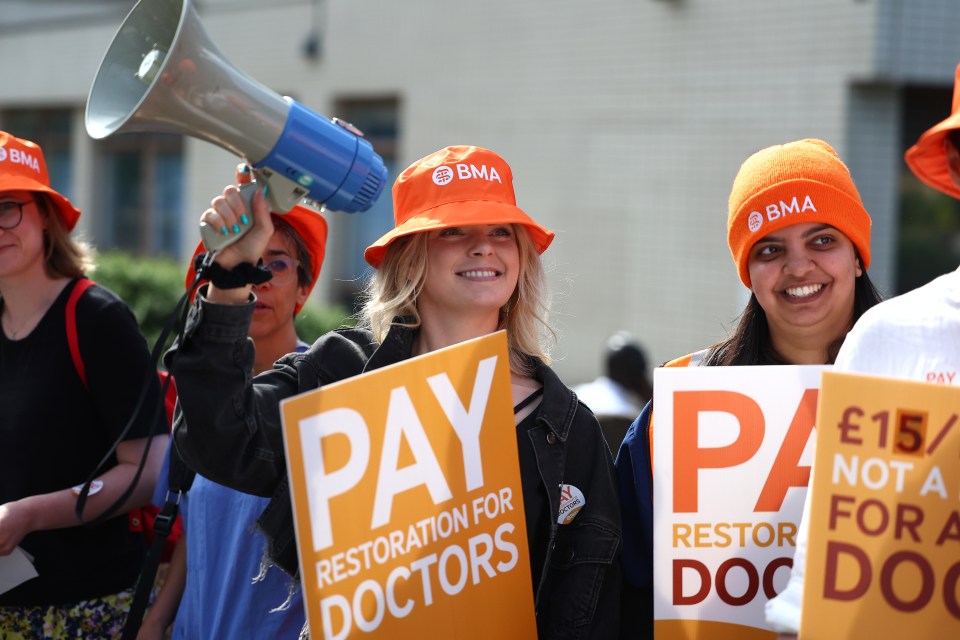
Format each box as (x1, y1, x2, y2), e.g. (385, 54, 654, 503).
(185, 204, 328, 314)
(364, 145, 554, 268)
(905, 63, 960, 199)
(727, 138, 872, 288)
(0, 131, 82, 231)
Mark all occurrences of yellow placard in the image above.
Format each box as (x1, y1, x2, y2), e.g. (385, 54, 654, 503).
(801, 371, 960, 638)
(280, 331, 536, 639)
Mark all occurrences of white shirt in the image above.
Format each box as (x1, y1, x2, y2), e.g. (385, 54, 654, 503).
(765, 266, 960, 633)
(572, 376, 641, 419)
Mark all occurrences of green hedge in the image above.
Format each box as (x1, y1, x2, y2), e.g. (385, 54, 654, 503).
(293, 303, 357, 344)
(91, 250, 353, 354)
(897, 176, 960, 294)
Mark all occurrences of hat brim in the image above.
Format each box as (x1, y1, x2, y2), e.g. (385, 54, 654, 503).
(185, 205, 327, 314)
(904, 116, 960, 199)
(3, 177, 81, 231)
(905, 62, 960, 199)
(364, 200, 554, 268)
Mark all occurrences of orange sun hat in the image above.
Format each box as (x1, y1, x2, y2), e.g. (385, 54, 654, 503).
(185, 204, 328, 314)
(905, 63, 960, 199)
(364, 145, 554, 268)
(0, 131, 82, 231)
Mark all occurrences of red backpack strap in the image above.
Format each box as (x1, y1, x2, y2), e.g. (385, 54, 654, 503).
(156, 369, 177, 427)
(66, 278, 96, 390)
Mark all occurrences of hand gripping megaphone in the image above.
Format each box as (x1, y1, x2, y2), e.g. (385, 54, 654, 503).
(85, 0, 387, 252)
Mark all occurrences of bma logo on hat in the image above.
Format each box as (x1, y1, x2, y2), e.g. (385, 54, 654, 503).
(0, 146, 41, 173)
(432, 166, 454, 186)
(748, 196, 817, 233)
(432, 163, 503, 187)
(764, 196, 816, 222)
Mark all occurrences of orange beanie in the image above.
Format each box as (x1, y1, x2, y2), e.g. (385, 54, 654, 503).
(727, 139, 872, 288)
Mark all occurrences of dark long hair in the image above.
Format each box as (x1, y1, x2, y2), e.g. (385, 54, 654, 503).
(704, 269, 884, 366)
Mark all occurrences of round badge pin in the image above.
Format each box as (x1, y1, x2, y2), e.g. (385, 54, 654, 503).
(557, 484, 586, 525)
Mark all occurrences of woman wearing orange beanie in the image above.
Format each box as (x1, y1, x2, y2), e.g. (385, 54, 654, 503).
(616, 139, 884, 638)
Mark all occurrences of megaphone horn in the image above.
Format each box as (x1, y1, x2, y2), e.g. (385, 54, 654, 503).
(86, 0, 387, 252)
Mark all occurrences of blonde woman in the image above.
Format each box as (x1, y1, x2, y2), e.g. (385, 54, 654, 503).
(168, 146, 621, 638)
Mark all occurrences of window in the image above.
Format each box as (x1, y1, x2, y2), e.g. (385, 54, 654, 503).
(330, 97, 400, 312)
(93, 132, 184, 257)
(2, 109, 73, 200)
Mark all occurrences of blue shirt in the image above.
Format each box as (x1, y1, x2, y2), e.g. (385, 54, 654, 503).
(153, 453, 306, 639)
(153, 343, 310, 639)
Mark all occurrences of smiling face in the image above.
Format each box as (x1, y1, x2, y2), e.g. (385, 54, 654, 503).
(248, 231, 309, 342)
(748, 222, 862, 352)
(417, 224, 520, 328)
(0, 191, 45, 280)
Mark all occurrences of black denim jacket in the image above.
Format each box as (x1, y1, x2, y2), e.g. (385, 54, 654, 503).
(167, 294, 621, 639)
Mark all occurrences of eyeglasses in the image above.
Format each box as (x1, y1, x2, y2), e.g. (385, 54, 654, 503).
(0, 200, 28, 230)
(262, 256, 300, 283)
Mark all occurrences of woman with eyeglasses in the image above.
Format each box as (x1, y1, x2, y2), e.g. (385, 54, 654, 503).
(0, 132, 169, 638)
(137, 166, 328, 640)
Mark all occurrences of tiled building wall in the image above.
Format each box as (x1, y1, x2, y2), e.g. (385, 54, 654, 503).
(876, 0, 960, 82)
(3, 0, 944, 385)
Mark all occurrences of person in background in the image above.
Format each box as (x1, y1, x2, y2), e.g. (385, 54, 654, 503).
(573, 331, 652, 451)
(616, 138, 884, 639)
(166, 145, 622, 638)
(766, 66, 960, 638)
(137, 165, 328, 640)
(0, 131, 168, 638)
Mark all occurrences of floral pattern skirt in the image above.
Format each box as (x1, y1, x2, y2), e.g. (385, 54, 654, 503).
(0, 589, 134, 640)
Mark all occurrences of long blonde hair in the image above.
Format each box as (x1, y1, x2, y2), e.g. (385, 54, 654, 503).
(360, 225, 555, 376)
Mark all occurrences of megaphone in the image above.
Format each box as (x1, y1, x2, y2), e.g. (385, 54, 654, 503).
(85, 0, 387, 252)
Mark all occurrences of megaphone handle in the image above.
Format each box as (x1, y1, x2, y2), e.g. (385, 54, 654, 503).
(198, 181, 260, 253)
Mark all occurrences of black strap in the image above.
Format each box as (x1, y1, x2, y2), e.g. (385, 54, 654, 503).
(121, 443, 195, 640)
(513, 387, 544, 415)
(194, 252, 272, 289)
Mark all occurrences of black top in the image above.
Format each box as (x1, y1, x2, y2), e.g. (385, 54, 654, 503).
(170, 295, 623, 638)
(0, 279, 168, 606)
(513, 386, 544, 414)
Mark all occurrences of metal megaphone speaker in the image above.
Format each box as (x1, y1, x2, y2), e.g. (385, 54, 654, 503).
(85, 0, 387, 252)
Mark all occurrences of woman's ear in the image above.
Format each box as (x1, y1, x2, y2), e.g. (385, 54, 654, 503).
(855, 257, 863, 278)
(295, 282, 310, 310)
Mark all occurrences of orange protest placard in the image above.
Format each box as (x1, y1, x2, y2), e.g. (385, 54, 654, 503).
(801, 372, 960, 638)
(653, 365, 825, 639)
(280, 331, 536, 639)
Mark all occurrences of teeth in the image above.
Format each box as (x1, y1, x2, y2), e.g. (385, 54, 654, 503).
(461, 270, 497, 278)
(785, 284, 823, 298)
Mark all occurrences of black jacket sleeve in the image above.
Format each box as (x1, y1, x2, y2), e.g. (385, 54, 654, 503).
(165, 291, 379, 498)
(165, 293, 300, 497)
